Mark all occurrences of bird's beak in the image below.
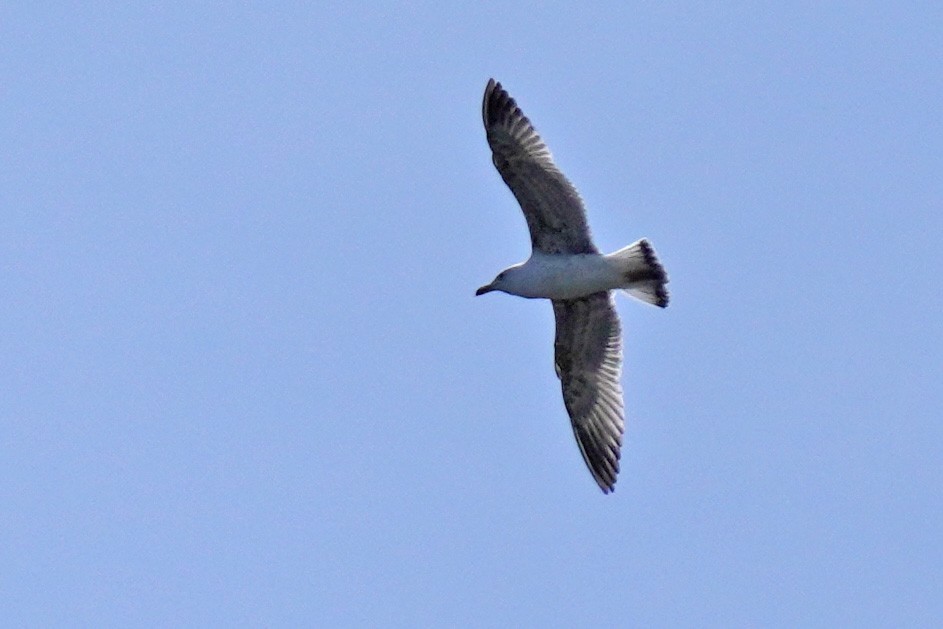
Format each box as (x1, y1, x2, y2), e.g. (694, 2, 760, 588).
(475, 283, 494, 296)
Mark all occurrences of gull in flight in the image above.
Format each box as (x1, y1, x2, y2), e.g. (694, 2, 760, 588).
(476, 79, 669, 493)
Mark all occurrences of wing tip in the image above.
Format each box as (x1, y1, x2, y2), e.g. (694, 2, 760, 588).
(482, 78, 496, 127)
(482, 77, 509, 128)
(482, 79, 497, 119)
(482, 78, 532, 134)
(593, 464, 619, 494)
(572, 418, 622, 495)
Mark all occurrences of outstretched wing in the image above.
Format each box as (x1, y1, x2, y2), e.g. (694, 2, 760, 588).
(552, 293, 625, 493)
(482, 79, 597, 255)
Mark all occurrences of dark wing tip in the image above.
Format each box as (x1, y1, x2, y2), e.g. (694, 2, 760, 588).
(572, 418, 622, 494)
(594, 448, 621, 494)
(482, 78, 497, 126)
(482, 78, 530, 134)
(593, 454, 619, 494)
(590, 454, 620, 494)
(482, 78, 509, 130)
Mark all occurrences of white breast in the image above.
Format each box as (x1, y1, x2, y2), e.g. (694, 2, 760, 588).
(515, 253, 622, 300)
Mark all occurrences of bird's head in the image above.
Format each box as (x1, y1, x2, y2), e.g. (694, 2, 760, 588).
(476, 266, 523, 296)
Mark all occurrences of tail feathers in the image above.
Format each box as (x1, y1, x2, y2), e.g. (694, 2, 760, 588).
(610, 239, 669, 308)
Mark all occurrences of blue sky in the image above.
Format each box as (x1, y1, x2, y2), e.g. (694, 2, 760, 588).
(2, 3, 941, 626)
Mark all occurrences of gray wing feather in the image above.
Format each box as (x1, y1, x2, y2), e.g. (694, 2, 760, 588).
(482, 79, 598, 255)
(552, 293, 625, 493)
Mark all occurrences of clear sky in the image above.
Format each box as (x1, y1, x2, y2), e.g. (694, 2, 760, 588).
(2, 3, 941, 626)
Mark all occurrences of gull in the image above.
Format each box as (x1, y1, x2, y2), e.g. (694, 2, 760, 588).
(476, 79, 669, 493)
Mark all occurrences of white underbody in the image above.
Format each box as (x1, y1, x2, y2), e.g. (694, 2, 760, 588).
(482, 239, 666, 307)
(501, 251, 628, 300)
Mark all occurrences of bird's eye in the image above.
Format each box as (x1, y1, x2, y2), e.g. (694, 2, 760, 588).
(497, 273, 505, 280)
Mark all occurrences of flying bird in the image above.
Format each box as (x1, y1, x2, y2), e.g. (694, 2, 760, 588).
(476, 79, 669, 493)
